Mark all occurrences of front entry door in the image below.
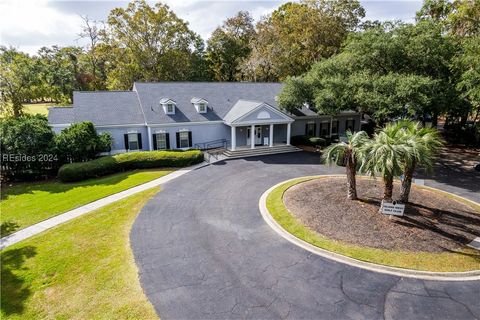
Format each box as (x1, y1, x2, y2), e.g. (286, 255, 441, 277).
(247, 126, 262, 145)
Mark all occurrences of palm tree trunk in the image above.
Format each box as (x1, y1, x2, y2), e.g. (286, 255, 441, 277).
(345, 151, 358, 200)
(383, 175, 393, 201)
(400, 164, 415, 203)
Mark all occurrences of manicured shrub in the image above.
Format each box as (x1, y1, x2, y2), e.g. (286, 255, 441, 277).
(0, 114, 57, 179)
(55, 122, 112, 162)
(291, 135, 326, 146)
(308, 137, 326, 145)
(58, 150, 204, 182)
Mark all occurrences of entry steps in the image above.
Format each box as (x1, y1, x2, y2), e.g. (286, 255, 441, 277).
(223, 145, 302, 159)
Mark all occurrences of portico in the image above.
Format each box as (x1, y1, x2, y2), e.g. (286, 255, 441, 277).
(223, 100, 294, 151)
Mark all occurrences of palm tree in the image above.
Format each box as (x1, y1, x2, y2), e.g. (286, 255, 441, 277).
(322, 130, 369, 200)
(360, 123, 407, 201)
(396, 121, 444, 203)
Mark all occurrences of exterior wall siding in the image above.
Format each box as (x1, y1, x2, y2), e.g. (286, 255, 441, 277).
(96, 126, 148, 152)
(150, 123, 229, 149)
(291, 114, 361, 137)
(51, 113, 361, 154)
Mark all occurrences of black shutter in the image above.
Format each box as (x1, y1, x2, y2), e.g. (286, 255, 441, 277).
(352, 120, 356, 132)
(137, 133, 142, 149)
(314, 123, 317, 136)
(188, 131, 192, 148)
(176, 132, 180, 148)
(124, 134, 129, 150)
(166, 133, 170, 149)
(305, 123, 308, 135)
(152, 134, 157, 150)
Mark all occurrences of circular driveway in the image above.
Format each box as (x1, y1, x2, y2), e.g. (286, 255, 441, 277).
(131, 152, 480, 319)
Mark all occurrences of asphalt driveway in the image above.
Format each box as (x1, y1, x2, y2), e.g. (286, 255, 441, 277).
(131, 152, 480, 319)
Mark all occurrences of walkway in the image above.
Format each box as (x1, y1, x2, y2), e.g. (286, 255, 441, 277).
(0, 164, 205, 249)
(130, 152, 480, 319)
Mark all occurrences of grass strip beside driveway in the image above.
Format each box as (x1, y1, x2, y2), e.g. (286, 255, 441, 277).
(1, 169, 172, 236)
(267, 177, 480, 272)
(1, 187, 159, 319)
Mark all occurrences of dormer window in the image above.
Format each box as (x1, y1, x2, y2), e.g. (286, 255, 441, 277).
(191, 97, 208, 114)
(159, 98, 176, 115)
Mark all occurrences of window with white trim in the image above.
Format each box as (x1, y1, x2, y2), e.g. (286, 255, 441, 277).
(198, 103, 206, 113)
(167, 104, 174, 113)
(179, 131, 190, 148)
(128, 133, 139, 150)
(156, 133, 167, 150)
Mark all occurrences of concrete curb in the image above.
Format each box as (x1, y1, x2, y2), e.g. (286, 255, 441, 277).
(258, 175, 480, 282)
(1, 161, 210, 250)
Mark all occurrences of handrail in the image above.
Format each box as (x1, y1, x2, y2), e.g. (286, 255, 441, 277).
(194, 138, 227, 150)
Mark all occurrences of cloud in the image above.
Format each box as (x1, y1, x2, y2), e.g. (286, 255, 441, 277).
(0, 0, 86, 54)
(0, 0, 423, 55)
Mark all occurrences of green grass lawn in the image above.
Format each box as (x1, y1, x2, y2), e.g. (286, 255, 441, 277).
(1, 169, 172, 236)
(1, 187, 159, 319)
(23, 103, 53, 116)
(0, 103, 71, 118)
(267, 177, 480, 272)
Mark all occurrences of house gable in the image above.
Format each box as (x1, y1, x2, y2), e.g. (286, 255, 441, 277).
(224, 100, 293, 125)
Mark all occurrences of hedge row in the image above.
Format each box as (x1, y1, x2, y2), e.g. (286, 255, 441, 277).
(290, 135, 326, 146)
(58, 150, 204, 182)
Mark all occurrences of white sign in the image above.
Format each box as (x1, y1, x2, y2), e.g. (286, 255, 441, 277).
(380, 201, 405, 216)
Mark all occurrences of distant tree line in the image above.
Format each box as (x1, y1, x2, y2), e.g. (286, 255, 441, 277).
(0, 0, 478, 141)
(0, 0, 366, 116)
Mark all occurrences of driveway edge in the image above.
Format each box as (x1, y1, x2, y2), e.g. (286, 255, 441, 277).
(259, 175, 480, 282)
(1, 161, 210, 250)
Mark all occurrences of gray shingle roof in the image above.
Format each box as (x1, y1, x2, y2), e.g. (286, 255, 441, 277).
(73, 91, 145, 126)
(223, 100, 263, 124)
(48, 82, 330, 126)
(133, 82, 284, 124)
(48, 107, 74, 124)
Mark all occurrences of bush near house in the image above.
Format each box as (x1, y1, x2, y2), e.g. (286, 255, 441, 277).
(58, 150, 204, 182)
(291, 135, 326, 146)
(0, 116, 113, 180)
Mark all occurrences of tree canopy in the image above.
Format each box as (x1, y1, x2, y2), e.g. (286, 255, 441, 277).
(278, 19, 470, 124)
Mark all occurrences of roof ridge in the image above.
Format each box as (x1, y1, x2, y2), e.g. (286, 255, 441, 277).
(74, 90, 134, 93)
(134, 81, 282, 85)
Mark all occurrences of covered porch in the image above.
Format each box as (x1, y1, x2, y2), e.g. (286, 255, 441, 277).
(229, 123, 291, 151)
(223, 100, 294, 152)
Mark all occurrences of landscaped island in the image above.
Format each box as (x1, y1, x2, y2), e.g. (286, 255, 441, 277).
(267, 176, 480, 272)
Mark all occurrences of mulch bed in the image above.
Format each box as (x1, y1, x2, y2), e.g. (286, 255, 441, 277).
(283, 177, 480, 253)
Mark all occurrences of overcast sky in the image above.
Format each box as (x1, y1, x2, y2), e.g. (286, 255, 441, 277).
(0, 0, 423, 55)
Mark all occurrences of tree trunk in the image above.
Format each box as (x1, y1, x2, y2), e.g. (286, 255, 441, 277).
(400, 164, 415, 203)
(345, 151, 358, 200)
(383, 175, 393, 201)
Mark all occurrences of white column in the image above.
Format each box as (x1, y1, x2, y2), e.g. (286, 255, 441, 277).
(286, 123, 291, 145)
(269, 124, 274, 147)
(231, 126, 236, 151)
(147, 126, 153, 151)
(251, 124, 255, 149)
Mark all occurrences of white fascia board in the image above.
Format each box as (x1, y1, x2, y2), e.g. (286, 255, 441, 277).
(226, 119, 293, 127)
(147, 120, 224, 127)
(94, 123, 146, 128)
(232, 103, 294, 124)
(50, 123, 72, 127)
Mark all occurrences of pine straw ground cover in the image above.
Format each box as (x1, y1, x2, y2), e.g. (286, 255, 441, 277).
(267, 176, 480, 272)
